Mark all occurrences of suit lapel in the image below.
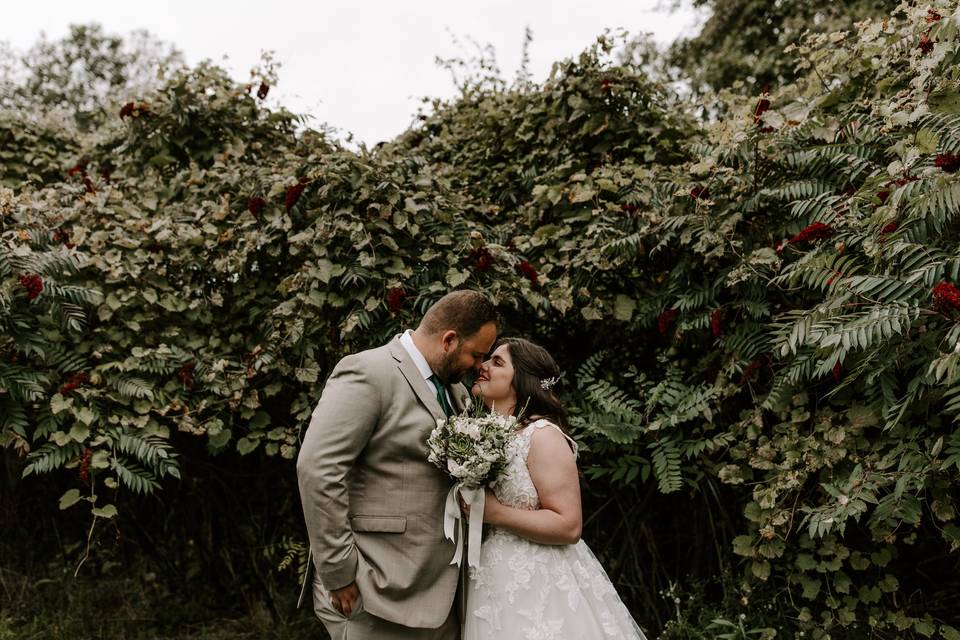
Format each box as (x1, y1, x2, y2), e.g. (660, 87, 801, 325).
(389, 337, 446, 423)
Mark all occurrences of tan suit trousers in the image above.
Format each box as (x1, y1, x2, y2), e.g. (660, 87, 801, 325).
(312, 572, 460, 640)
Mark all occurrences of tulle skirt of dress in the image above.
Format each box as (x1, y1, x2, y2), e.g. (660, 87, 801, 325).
(463, 528, 647, 640)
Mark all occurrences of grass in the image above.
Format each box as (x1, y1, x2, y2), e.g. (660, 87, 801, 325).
(0, 565, 325, 640)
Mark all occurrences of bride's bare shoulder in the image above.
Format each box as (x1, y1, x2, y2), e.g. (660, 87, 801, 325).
(525, 418, 577, 457)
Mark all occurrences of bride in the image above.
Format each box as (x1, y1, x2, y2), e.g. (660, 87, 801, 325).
(463, 337, 647, 639)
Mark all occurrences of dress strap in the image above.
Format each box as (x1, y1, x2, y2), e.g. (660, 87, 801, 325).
(525, 419, 578, 459)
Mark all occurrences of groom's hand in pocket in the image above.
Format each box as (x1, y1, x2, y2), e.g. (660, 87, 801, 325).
(330, 582, 360, 617)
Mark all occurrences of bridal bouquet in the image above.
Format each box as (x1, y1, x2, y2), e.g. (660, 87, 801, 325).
(427, 410, 518, 568)
(427, 411, 517, 487)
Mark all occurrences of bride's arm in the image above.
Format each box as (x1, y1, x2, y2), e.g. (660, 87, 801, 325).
(482, 427, 582, 545)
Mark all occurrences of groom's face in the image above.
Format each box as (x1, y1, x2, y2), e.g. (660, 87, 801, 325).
(437, 322, 497, 383)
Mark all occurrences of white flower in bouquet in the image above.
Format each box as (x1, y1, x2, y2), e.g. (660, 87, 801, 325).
(446, 458, 465, 477)
(427, 410, 517, 489)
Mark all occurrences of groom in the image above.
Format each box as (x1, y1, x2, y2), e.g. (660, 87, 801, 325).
(296, 290, 498, 639)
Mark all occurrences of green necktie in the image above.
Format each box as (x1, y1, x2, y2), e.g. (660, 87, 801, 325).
(428, 375, 453, 417)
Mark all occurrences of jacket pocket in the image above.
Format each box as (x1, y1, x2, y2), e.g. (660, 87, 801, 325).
(350, 515, 407, 533)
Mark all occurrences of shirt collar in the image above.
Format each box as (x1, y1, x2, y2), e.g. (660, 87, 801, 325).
(400, 330, 434, 381)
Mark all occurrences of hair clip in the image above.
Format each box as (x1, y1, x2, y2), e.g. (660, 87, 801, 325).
(540, 374, 562, 391)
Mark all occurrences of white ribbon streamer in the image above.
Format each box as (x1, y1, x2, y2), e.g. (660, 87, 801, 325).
(443, 483, 485, 569)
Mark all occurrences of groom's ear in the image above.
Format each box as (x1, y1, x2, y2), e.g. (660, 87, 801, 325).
(440, 329, 459, 352)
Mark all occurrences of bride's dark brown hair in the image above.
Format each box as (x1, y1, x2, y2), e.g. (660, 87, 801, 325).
(496, 337, 569, 430)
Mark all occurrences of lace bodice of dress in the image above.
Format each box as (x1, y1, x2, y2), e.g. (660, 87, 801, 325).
(491, 419, 577, 512)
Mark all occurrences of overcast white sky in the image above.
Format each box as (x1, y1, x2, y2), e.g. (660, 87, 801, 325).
(3, 1, 702, 146)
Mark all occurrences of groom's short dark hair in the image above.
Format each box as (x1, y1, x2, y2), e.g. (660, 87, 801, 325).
(419, 290, 498, 338)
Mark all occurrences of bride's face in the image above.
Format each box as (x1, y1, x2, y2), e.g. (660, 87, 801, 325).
(471, 344, 517, 412)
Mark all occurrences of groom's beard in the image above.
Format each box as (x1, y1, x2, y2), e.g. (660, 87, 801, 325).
(436, 347, 469, 384)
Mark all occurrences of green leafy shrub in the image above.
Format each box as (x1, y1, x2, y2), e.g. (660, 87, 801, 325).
(4, 4, 960, 638)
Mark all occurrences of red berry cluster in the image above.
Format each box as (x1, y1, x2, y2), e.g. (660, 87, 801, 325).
(935, 153, 960, 174)
(658, 308, 678, 337)
(79, 447, 92, 483)
(468, 247, 494, 272)
(690, 186, 710, 200)
(60, 371, 89, 395)
(65, 159, 96, 194)
(754, 94, 774, 132)
(832, 361, 843, 383)
(754, 96, 770, 122)
(178, 363, 196, 390)
(18, 274, 43, 300)
(601, 78, 612, 93)
(710, 308, 723, 338)
(917, 11, 942, 55)
(248, 196, 266, 215)
(285, 179, 309, 211)
(878, 221, 899, 245)
(874, 176, 918, 208)
(67, 160, 87, 176)
(52, 228, 75, 248)
(387, 287, 407, 313)
(620, 203, 638, 214)
(933, 281, 960, 314)
(740, 359, 762, 385)
(789, 222, 834, 245)
(119, 102, 150, 119)
(515, 260, 539, 287)
(256, 82, 270, 100)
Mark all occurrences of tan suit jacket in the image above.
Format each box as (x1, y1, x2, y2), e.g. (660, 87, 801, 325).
(296, 335, 469, 629)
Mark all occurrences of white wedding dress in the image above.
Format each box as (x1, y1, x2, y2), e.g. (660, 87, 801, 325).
(463, 419, 648, 640)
